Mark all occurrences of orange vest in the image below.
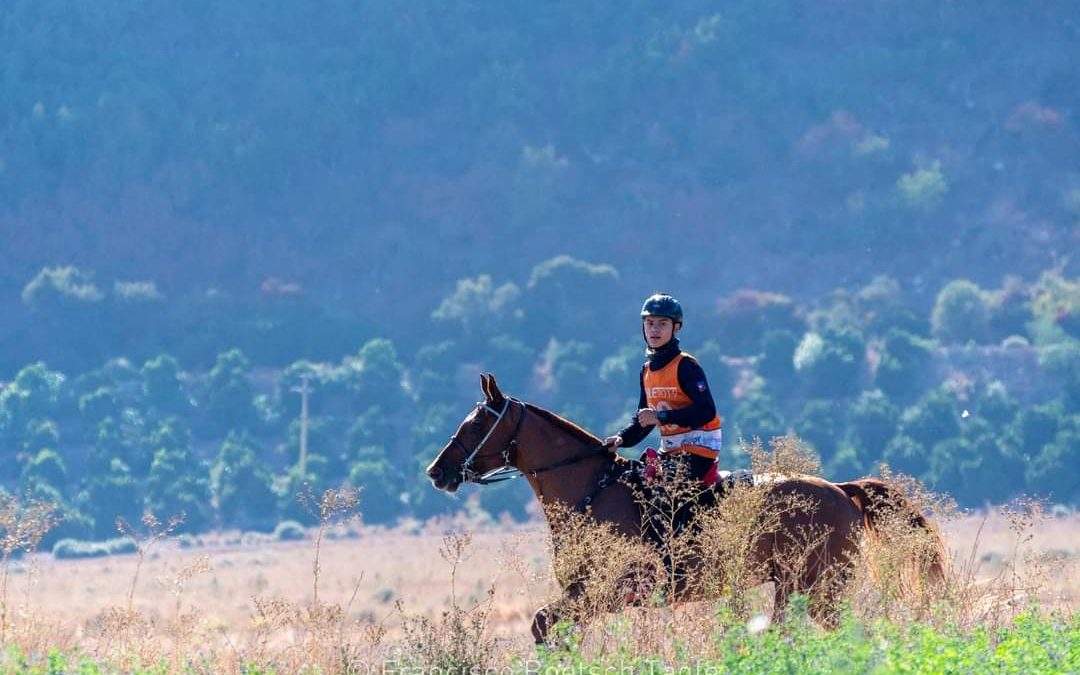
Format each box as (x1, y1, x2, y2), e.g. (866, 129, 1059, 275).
(643, 352, 723, 461)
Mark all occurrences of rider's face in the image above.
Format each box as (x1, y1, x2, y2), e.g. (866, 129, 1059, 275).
(643, 316, 679, 349)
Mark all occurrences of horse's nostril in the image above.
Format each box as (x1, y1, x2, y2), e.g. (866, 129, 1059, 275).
(427, 466, 442, 481)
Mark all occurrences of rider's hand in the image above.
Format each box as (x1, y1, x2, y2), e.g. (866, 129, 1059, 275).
(603, 435, 623, 451)
(636, 407, 659, 427)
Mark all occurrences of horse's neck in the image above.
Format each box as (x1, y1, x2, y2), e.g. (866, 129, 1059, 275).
(519, 411, 607, 510)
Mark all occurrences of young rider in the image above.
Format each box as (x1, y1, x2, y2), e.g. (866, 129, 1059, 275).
(604, 293, 723, 482)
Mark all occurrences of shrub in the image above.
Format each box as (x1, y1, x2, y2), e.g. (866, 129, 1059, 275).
(272, 520, 306, 541)
(793, 327, 864, 398)
(896, 160, 948, 209)
(932, 280, 990, 344)
(52, 537, 137, 559)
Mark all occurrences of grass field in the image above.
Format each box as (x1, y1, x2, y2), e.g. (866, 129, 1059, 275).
(1, 500, 1077, 673)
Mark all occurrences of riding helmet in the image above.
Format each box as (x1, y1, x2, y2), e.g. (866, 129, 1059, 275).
(640, 293, 683, 324)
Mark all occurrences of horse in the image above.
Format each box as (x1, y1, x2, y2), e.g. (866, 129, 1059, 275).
(425, 373, 947, 644)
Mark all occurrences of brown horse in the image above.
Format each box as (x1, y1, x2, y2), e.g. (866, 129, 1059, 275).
(425, 374, 946, 644)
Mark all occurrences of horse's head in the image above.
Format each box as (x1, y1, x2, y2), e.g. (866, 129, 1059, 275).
(425, 373, 523, 492)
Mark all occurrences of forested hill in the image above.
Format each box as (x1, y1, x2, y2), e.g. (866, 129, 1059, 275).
(1, 1, 1079, 540)
(2, 1, 1078, 338)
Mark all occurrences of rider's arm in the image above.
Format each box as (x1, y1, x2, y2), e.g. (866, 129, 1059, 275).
(655, 358, 717, 428)
(616, 367, 653, 447)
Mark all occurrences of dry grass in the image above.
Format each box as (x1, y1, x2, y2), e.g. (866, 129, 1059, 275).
(0, 469, 1077, 672)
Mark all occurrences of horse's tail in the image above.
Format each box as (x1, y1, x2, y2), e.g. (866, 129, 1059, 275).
(836, 478, 948, 587)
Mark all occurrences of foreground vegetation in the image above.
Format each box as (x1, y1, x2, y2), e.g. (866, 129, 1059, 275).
(1, 608, 1077, 674)
(0, 441, 1076, 674)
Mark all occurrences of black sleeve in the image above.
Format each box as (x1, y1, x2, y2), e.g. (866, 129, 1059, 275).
(656, 357, 717, 429)
(617, 366, 653, 447)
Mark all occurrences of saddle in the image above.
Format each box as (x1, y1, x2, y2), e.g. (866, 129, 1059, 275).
(618, 448, 756, 551)
(637, 447, 754, 494)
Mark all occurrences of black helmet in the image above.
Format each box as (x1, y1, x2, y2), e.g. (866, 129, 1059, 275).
(640, 293, 683, 324)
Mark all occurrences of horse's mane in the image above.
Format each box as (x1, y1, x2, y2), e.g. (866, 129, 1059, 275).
(522, 401, 603, 447)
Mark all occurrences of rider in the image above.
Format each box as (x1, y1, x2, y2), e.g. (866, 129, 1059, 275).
(604, 293, 723, 482)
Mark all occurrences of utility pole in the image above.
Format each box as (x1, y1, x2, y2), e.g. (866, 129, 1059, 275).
(291, 374, 312, 475)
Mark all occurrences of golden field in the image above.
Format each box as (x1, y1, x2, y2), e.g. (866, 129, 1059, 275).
(7, 505, 1078, 666)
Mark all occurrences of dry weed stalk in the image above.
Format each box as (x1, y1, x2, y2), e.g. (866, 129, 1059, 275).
(0, 494, 58, 643)
(156, 554, 212, 673)
(845, 466, 954, 624)
(243, 485, 387, 674)
(924, 497, 1061, 633)
(118, 512, 185, 614)
(299, 485, 361, 607)
(395, 531, 499, 672)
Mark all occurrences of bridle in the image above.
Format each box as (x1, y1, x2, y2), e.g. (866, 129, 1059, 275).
(448, 397, 526, 485)
(447, 397, 610, 487)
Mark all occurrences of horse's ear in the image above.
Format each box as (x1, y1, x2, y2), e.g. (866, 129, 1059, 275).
(479, 373, 492, 401)
(486, 373, 506, 405)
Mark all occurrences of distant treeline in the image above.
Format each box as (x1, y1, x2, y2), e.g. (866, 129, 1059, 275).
(1, 258, 1077, 543)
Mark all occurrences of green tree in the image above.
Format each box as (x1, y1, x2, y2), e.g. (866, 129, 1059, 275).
(21, 448, 67, 494)
(875, 328, 934, 402)
(142, 354, 190, 416)
(759, 329, 797, 388)
(145, 420, 209, 531)
(345, 338, 408, 410)
(211, 432, 277, 531)
(348, 460, 404, 524)
(78, 387, 119, 429)
(793, 327, 864, 398)
(795, 400, 842, 461)
(900, 387, 962, 449)
(931, 280, 990, 344)
(988, 276, 1034, 342)
(848, 389, 899, 453)
(432, 275, 521, 338)
(78, 458, 142, 540)
(882, 435, 929, 479)
(974, 381, 1019, 430)
(206, 348, 257, 434)
(521, 256, 621, 347)
(714, 290, 806, 357)
(412, 341, 462, 406)
(732, 392, 786, 452)
(1005, 403, 1061, 460)
(1025, 424, 1080, 504)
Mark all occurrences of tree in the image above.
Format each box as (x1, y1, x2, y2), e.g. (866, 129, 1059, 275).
(142, 354, 190, 416)
(900, 387, 962, 449)
(793, 327, 864, 398)
(432, 275, 521, 338)
(348, 460, 404, 524)
(795, 399, 842, 461)
(344, 338, 408, 410)
(21, 449, 67, 495)
(1025, 425, 1080, 505)
(211, 432, 277, 531)
(758, 329, 797, 389)
(882, 435, 929, 480)
(875, 328, 934, 402)
(732, 392, 786, 452)
(714, 290, 806, 357)
(848, 389, 899, 454)
(931, 280, 990, 344)
(145, 420, 209, 531)
(78, 458, 142, 540)
(521, 256, 621, 347)
(206, 349, 257, 435)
